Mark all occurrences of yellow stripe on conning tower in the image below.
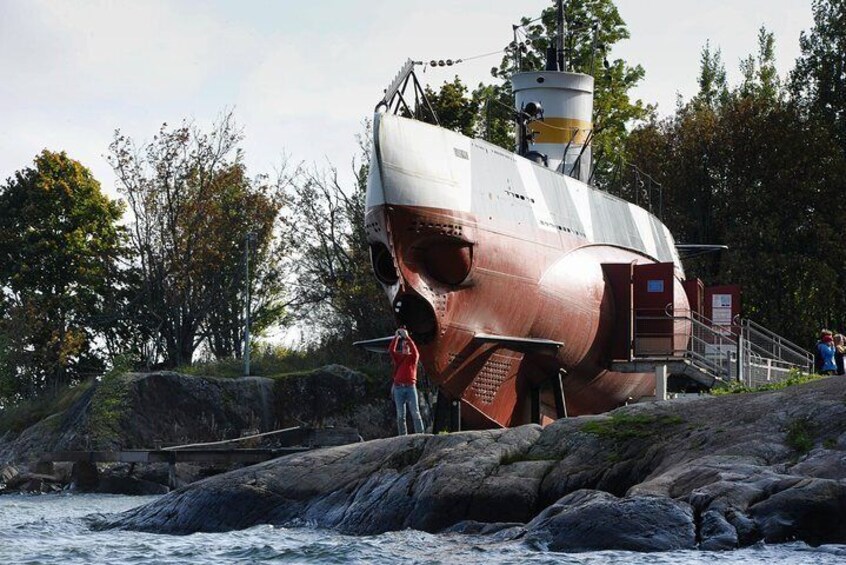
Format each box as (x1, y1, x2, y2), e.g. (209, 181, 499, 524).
(530, 117, 592, 145)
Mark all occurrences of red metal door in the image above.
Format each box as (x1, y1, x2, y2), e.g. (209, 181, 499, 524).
(602, 263, 635, 361)
(633, 263, 676, 356)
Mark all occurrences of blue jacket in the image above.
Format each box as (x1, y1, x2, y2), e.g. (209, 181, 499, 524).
(817, 341, 836, 372)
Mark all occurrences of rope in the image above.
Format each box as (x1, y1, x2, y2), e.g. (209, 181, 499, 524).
(422, 48, 504, 69)
(161, 425, 302, 450)
(459, 48, 505, 62)
(486, 96, 586, 133)
(419, 10, 549, 71)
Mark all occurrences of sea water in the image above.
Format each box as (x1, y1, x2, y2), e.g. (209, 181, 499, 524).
(1, 493, 845, 564)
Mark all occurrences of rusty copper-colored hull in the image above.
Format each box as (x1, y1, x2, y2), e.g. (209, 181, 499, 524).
(366, 114, 689, 428)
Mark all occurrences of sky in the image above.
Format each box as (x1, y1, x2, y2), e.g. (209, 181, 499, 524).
(0, 0, 815, 199)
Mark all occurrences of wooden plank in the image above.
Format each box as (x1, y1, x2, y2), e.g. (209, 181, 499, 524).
(42, 426, 362, 465)
(159, 448, 309, 464)
(44, 447, 311, 465)
(161, 427, 362, 451)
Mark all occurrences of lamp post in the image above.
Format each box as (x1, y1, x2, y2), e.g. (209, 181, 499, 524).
(244, 231, 256, 377)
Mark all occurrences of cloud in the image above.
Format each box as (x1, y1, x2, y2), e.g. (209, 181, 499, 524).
(0, 0, 258, 188)
(615, 0, 813, 115)
(0, 0, 256, 105)
(0, 0, 815, 196)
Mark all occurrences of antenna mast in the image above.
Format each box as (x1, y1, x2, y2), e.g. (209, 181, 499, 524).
(556, 0, 565, 71)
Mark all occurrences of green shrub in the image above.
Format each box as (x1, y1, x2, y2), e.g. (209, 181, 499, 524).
(87, 364, 132, 446)
(785, 417, 815, 454)
(712, 369, 822, 396)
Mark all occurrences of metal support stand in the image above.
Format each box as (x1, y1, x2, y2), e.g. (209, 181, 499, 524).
(531, 386, 541, 424)
(655, 364, 668, 400)
(553, 369, 568, 418)
(450, 400, 462, 432)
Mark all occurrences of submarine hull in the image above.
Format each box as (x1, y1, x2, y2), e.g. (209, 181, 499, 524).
(366, 113, 689, 428)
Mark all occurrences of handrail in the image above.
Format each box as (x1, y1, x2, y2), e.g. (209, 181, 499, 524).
(737, 316, 793, 347)
(633, 309, 737, 381)
(631, 307, 812, 388)
(744, 332, 810, 366)
(737, 316, 813, 363)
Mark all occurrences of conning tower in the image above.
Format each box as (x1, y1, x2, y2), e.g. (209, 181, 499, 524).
(513, 72, 594, 181)
(512, 0, 594, 182)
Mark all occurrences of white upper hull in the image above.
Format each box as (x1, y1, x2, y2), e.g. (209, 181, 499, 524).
(368, 113, 683, 274)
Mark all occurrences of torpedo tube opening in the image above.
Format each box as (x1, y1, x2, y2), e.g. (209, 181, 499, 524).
(394, 294, 437, 342)
(423, 241, 473, 286)
(370, 242, 399, 285)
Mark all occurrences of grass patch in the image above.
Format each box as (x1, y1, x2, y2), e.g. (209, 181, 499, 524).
(785, 417, 815, 454)
(176, 344, 393, 387)
(179, 345, 396, 406)
(176, 348, 310, 378)
(581, 413, 684, 441)
(823, 438, 837, 449)
(711, 369, 822, 396)
(0, 380, 95, 434)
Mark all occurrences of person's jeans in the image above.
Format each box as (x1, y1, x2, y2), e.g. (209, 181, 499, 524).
(392, 384, 424, 435)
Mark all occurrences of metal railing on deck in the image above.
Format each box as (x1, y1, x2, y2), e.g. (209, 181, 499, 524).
(736, 317, 813, 387)
(632, 307, 737, 381)
(631, 306, 814, 388)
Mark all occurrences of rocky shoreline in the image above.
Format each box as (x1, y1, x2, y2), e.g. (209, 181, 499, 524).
(3, 369, 845, 552)
(90, 376, 846, 552)
(0, 366, 398, 495)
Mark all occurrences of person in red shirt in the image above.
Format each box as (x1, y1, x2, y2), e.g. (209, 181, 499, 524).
(389, 327, 424, 435)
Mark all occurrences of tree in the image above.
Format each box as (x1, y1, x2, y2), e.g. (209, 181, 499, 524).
(471, 82, 517, 150)
(739, 28, 780, 101)
(0, 150, 126, 401)
(424, 77, 479, 138)
(695, 41, 728, 108)
(107, 112, 286, 367)
(791, 0, 846, 152)
(626, 36, 846, 345)
(490, 0, 650, 182)
(284, 126, 394, 347)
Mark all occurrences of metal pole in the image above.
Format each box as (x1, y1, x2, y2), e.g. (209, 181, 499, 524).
(513, 25, 521, 71)
(244, 232, 254, 377)
(589, 23, 599, 75)
(556, 0, 565, 71)
(655, 364, 668, 400)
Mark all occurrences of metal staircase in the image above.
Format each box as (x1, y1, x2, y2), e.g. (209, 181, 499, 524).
(735, 317, 813, 387)
(611, 306, 813, 394)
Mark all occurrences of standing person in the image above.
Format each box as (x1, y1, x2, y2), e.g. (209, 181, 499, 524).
(389, 327, 424, 435)
(816, 330, 837, 375)
(834, 332, 846, 376)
